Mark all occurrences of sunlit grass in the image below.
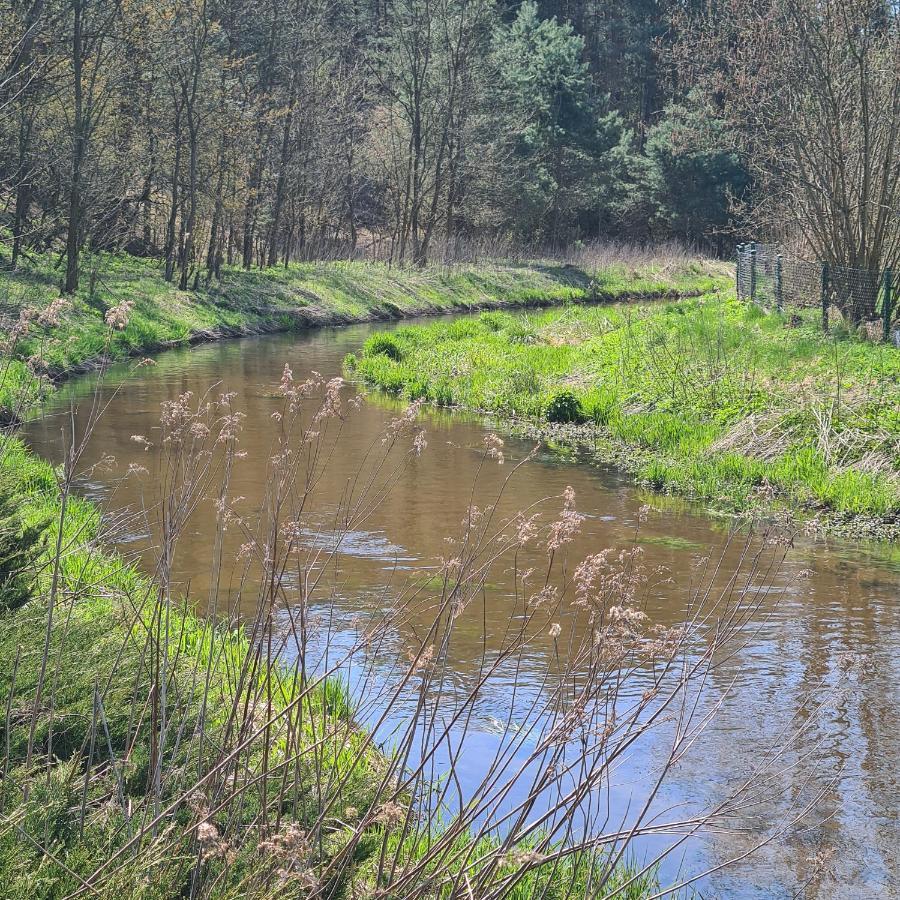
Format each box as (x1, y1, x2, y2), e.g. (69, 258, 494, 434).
(347, 296, 900, 522)
(0, 243, 726, 412)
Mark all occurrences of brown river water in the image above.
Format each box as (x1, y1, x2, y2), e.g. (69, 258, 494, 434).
(25, 319, 899, 898)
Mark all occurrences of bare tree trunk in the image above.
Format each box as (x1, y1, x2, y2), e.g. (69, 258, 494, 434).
(6, 1, 45, 269)
(206, 159, 225, 278)
(64, 0, 85, 294)
(179, 113, 198, 290)
(242, 6, 280, 269)
(242, 156, 263, 270)
(141, 79, 156, 252)
(266, 122, 293, 266)
(164, 99, 183, 282)
(11, 119, 34, 270)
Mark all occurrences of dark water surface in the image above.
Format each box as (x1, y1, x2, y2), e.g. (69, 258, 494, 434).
(25, 321, 899, 898)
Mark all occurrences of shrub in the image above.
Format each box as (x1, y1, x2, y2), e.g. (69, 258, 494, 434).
(363, 332, 403, 361)
(545, 390, 584, 424)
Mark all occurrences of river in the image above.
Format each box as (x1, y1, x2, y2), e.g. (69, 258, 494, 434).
(24, 318, 899, 898)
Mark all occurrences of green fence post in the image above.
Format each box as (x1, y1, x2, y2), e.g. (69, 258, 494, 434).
(749, 242, 757, 302)
(775, 254, 783, 312)
(883, 268, 893, 343)
(821, 262, 830, 332)
(735, 244, 742, 298)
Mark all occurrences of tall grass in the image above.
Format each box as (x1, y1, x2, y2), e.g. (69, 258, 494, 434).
(0, 294, 843, 898)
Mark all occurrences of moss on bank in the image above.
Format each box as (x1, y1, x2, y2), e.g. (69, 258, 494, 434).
(0, 245, 726, 420)
(346, 297, 900, 538)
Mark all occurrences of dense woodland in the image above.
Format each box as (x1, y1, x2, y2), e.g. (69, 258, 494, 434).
(1, 0, 898, 291)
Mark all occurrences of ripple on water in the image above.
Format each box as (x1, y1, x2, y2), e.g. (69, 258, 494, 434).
(297, 527, 417, 562)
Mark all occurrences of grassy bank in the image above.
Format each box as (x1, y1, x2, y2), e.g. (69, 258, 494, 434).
(0, 248, 778, 895)
(0, 244, 726, 421)
(346, 296, 900, 537)
(0, 294, 667, 898)
(0, 440, 380, 896)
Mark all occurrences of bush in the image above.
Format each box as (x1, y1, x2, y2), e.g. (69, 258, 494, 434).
(545, 390, 584, 424)
(363, 332, 403, 361)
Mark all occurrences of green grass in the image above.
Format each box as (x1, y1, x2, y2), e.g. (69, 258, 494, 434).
(0, 244, 726, 421)
(0, 245, 718, 894)
(0, 245, 707, 895)
(0, 359, 48, 423)
(359, 827, 657, 899)
(346, 296, 900, 530)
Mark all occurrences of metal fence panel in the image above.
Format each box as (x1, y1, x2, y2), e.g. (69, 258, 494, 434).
(735, 244, 897, 342)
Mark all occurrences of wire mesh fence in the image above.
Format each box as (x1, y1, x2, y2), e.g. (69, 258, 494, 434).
(736, 243, 898, 343)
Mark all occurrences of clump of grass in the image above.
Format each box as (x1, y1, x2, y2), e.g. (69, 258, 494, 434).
(362, 331, 403, 361)
(0, 360, 46, 424)
(0, 470, 50, 611)
(545, 389, 585, 424)
(347, 295, 900, 526)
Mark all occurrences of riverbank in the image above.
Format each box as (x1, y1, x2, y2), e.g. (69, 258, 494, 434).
(1, 240, 682, 894)
(346, 297, 900, 540)
(1, 250, 891, 893)
(0, 438, 381, 895)
(0, 245, 727, 422)
(0, 246, 720, 894)
(0, 435, 662, 898)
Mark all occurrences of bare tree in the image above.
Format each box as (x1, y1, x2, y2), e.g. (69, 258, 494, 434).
(369, 0, 491, 265)
(63, 0, 123, 293)
(684, 0, 900, 312)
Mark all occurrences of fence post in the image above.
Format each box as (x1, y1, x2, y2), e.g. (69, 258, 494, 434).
(749, 242, 757, 302)
(883, 268, 893, 343)
(820, 262, 830, 332)
(775, 254, 783, 312)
